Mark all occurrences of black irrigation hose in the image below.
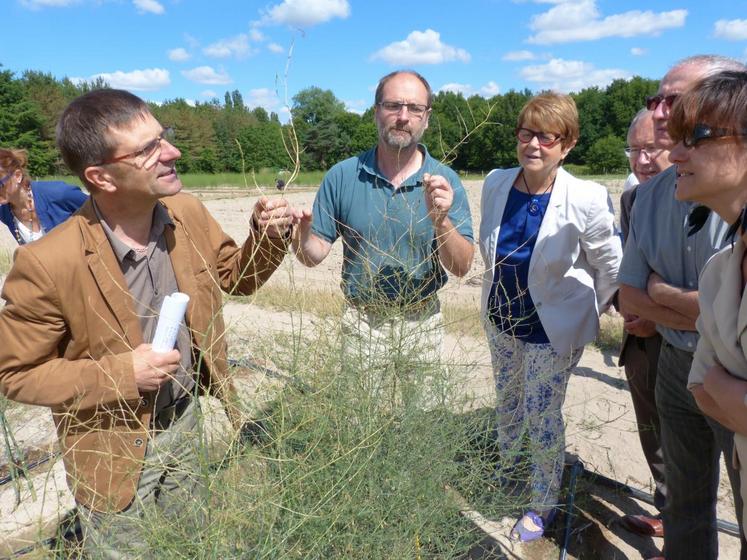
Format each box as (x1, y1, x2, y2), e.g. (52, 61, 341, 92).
(578, 466, 741, 538)
(0, 452, 57, 487)
(559, 459, 585, 560)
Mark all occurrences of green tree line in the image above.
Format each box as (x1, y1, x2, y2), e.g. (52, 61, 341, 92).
(0, 64, 658, 177)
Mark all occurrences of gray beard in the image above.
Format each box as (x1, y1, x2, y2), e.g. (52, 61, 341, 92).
(382, 127, 422, 150)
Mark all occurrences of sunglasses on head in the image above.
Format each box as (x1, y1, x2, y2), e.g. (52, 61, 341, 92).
(645, 94, 678, 111)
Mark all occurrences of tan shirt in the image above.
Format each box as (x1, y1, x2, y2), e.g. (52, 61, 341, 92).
(94, 201, 194, 415)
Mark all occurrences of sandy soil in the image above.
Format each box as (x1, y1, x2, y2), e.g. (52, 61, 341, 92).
(0, 179, 741, 559)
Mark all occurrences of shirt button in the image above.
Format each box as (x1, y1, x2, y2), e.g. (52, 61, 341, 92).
(687, 246, 692, 252)
(139, 397, 149, 407)
(688, 282, 694, 288)
(687, 342, 693, 348)
(133, 438, 144, 447)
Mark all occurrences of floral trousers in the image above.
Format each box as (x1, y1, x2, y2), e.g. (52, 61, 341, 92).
(486, 324, 582, 513)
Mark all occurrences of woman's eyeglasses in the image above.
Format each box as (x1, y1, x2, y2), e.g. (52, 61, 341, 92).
(515, 127, 563, 147)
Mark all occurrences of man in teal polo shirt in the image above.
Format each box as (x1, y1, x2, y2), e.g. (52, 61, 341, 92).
(293, 70, 474, 404)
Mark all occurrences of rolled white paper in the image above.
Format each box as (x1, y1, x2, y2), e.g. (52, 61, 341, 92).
(151, 292, 190, 353)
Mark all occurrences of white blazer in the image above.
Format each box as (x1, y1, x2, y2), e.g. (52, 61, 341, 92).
(479, 166, 622, 356)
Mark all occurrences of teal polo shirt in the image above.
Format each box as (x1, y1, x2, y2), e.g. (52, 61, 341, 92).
(311, 145, 473, 305)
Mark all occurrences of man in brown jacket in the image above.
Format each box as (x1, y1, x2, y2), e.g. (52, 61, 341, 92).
(0, 89, 296, 557)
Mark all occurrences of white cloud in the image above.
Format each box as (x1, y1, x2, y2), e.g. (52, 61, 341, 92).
(344, 99, 368, 114)
(520, 58, 630, 92)
(200, 90, 218, 98)
(268, 42, 285, 54)
(438, 81, 500, 97)
(259, 0, 350, 27)
(370, 29, 470, 65)
(245, 88, 281, 111)
(714, 19, 747, 41)
(481, 81, 501, 96)
(181, 66, 232, 85)
(502, 50, 536, 62)
(439, 82, 473, 95)
(168, 47, 190, 62)
(630, 47, 647, 56)
(72, 68, 171, 91)
(19, 0, 78, 8)
(527, 0, 686, 44)
(204, 34, 256, 59)
(249, 28, 265, 42)
(133, 0, 164, 15)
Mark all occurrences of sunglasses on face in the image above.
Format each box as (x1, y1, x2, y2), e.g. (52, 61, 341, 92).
(94, 127, 176, 168)
(645, 94, 678, 111)
(682, 123, 747, 149)
(515, 127, 563, 147)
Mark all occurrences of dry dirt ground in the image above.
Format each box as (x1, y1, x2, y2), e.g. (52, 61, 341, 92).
(0, 179, 741, 559)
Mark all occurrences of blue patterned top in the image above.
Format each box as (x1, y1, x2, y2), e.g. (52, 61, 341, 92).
(488, 186, 551, 343)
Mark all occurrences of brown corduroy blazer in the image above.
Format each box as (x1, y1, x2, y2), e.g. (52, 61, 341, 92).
(0, 193, 288, 512)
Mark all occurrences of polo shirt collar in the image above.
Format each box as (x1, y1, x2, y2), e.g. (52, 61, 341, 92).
(360, 144, 431, 188)
(92, 198, 174, 263)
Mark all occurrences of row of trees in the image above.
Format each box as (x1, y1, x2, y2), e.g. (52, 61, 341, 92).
(0, 64, 659, 177)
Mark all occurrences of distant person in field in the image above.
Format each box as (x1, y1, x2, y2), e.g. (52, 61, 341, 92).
(616, 108, 671, 541)
(0, 148, 87, 244)
(292, 69, 474, 401)
(0, 89, 299, 559)
(618, 54, 747, 560)
(668, 68, 747, 543)
(479, 92, 621, 542)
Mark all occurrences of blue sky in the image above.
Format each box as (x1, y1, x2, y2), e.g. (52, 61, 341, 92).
(5, 0, 747, 121)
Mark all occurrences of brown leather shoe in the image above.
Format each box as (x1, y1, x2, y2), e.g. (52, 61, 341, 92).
(619, 514, 664, 538)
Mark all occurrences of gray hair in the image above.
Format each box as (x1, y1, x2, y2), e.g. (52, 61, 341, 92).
(668, 55, 746, 81)
(627, 108, 652, 139)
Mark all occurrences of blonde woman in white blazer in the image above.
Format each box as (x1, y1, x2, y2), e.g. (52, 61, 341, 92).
(479, 92, 622, 542)
(667, 70, 747, 537)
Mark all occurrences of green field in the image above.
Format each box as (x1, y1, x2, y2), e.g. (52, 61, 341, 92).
(41, 169, 627, 190)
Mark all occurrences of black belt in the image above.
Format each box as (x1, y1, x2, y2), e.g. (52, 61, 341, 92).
(153, 395, 192, 431)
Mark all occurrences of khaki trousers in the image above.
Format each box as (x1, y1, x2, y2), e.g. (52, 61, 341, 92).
(78, 400, 206, 559)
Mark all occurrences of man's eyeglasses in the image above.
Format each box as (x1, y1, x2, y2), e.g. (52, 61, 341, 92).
(378, 101, 430, 118)
(95, 127, 176, 168)
(516, 127, 563, 147)
(682, 123, 747, 149)
(624, 146, 662, 159)
(645, 94, 678, 111)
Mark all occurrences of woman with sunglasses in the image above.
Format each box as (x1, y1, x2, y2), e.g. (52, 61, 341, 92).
(667, 70, 747, 537)
(479, 92, 622, 542)
(0, 148, 87, 245)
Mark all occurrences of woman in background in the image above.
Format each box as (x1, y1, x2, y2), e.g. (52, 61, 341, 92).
(667, 69, 747, 536)
(0, 148, 87, 244)
(479, 92, 621, 542)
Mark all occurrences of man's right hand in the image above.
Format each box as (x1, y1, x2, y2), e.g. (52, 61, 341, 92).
(622, 313, 658, 338)
(132, 343, 180, 392)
